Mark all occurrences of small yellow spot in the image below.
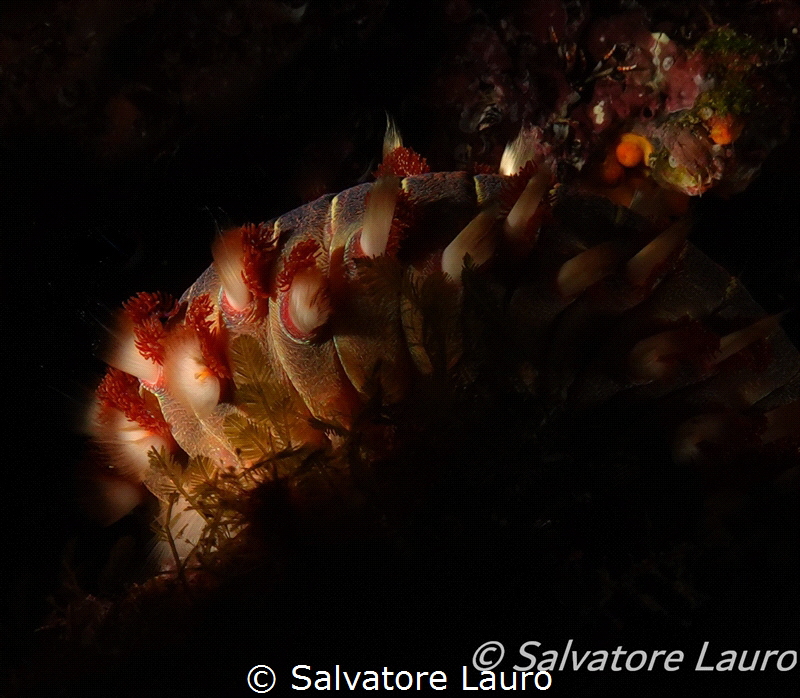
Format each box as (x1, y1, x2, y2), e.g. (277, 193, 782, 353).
(195, 367, 214, 382)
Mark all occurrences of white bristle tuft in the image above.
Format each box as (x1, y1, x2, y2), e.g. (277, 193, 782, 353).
(170, 499, 207, 558)
(556, 241, 621, 298)
(288, 267, 331, 337)
(672, 413, 731, 464)
(151, 497, 207, 567)
(163, 331, 221, 418)
(212, 227, 250, 311)
(626, 216, 691, 287)
(106, 318, 160, 384)
(441, 204, 499, 280)
(713, 314, 783, 365)
(89, 475, 147, 525)
(500, 128, 539, 176)
(763, 400, 800, 444)
(360, 176, 400, 257)
(627, 329, 685, 383)
(503, 162, 551, 242)
(383, 114, 403, 158)
(98, 410, 168, 481)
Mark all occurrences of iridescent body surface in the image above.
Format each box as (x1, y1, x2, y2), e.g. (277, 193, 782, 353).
(88, 131, 800, 568)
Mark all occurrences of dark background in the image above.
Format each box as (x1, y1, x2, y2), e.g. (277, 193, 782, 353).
(3, 1, 799, 695)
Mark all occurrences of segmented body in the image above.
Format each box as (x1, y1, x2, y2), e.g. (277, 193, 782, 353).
(89, 141, 800, 568)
